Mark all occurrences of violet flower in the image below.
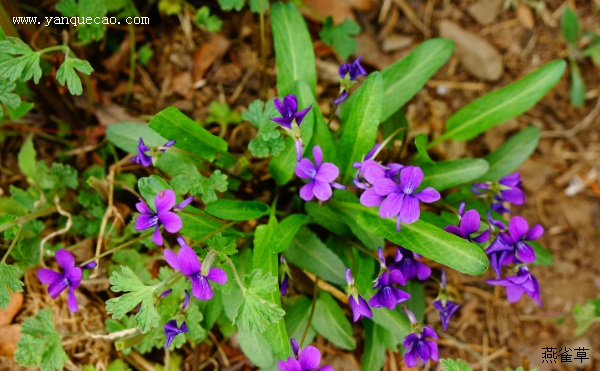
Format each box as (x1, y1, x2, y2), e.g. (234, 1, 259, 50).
(270, 95, 312, 161)
(182, 290, 191, 310)
(373, 166, 440, 230)
(485, 237, 514, 279)
(486, 266, 541, 306)
(164, 320, 188, 348)
(131, 138, 176, 167)
(295, 145, 345, 202)
(389, 246, 431, 281)
(135, 190, 192, 246)
(333, 90, 348, 105)
(369, 248, 410, 310)
(403, 309, 439, 368)
(346, 268, 372, 322)
(432, 270, 460, 332)
(499, 216, 543, 263)
(444, 204, 490, 243)
(278, 339, 333, 371)
(280, 256, 292, 296)
(473, 172, 525, 213)
(164, 237, 228, 300)
(37, 249, 96, 313)
(338, 55, 367, 80)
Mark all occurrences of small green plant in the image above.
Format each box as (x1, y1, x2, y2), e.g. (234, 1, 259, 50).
(560, 7, 600, 107)
(319, 16, 361, 59)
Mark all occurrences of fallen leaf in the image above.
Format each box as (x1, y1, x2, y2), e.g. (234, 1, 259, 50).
(439, 20, 504, 81)
(193, 34, 231, 81)
(0, 292, 23, 327)
(0, 324, 20, 357)
(467, 0, 502, 26)
(302, 0, 372, 24)
(517, 5, 535, 30)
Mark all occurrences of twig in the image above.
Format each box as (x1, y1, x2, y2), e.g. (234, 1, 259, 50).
(40, 195, 73, 267)
(392, 0, 430, 37)
(300, 279, 319, 348)
(0, 205, 57, 234)
(302, 270, 347, 303)
(1, 225, 22, 264)
(208, 331, 231, 367)
(541, 94, 600, 138)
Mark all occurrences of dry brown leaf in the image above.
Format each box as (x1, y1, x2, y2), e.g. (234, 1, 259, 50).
(193, 34, 231, 82)
(302, 0, 372, 24)
(517, 5, 535, 30)
(0, 324, 21, 358)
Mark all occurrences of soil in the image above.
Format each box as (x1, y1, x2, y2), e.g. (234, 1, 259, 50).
(0, 0, 599, 370)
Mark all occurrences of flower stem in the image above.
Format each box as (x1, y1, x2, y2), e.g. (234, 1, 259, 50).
(259, 0, 267, 100)
(80, 232, 153, 267)
(196, 220, 237, 244)
(327, 103, 339, 127)
(1, 225, 22, 264)
(300, 278, 319, 349)
(123, 23, 137, 107)
(221, 254, 246, 294)
(0, 205, 58, 234)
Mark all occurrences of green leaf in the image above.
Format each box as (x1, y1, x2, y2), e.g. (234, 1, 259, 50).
(440, 358, 473, 371)
(420, 159, 489, 192)
(569, 60, 585, 108)
(284, 227, 346, 285)
(106, 266, 160, 334)
(329, 198, 489, 275)
(56, 57, 93, 95)
(312, 291, 355, 350)
(573, 299, 600, 336)
(338, 72, 383, 182)
(431, 60, 566, 145)
(307, 95, 337, 163)
(305, 202, 352, 236)
(207, 102, 242, 127)
(271, 2, 316, 96)
(248, 0, 269, 13)
(235, 269, 285, 333)
(205, 199, 269, 221)
(561, 7, 580, 45)
(244, 99, 285, 158)
(219, 0, 245, 11)
(367, 295, 410, 340)
(195, 6, 223, 32)
(0, 214, 19, 240)
(237, 330, 276, 368)
(0, 79, 20, 117)
(583, 42, 600, 65)
(0, 37, 33, 55)
(340, 38, 454, 123)
(138, 44, 154, 66)
(252, 224, 290, 359)
(319, 17, 360, 59)
(283, 296, 316, 344)
(530, 241, 554, 266)
(138, 175, 171, 212)
(6, 101, 34, 120)
(15, 309, 68, 371)
(148, 106, 228, 162)
(0, 263, 24, 309)
(185, 303, 207, 342)
(18, 134, 36, 179)
(361, 320, 386, 371)
(206, 233, 237, 255)
(414, 134, 434, 164)
(105, 122, 197, 176)
(256, 214, 309, 254)
(56, 0, 107, 43)
(0, 52, 42, 83)
(198, 170, 229, 204)
(179, 206, 240, 240)
(158, 0, 183, 15)
(269, 81, 315, 184)
(35, 161, 78, 191)
(405, 281, 425, 324)
(478, 126, 540, 181)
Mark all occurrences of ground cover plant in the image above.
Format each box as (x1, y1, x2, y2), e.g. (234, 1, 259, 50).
(0, 0, 598, 370)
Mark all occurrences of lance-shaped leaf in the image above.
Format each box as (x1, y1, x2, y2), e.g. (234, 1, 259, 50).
(430, 60, 566, 146)
(420, 159, 489, 192)
(338, 72, 383, 183)
(312, 292, 356, 350)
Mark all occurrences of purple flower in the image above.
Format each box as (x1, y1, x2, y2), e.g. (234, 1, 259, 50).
(164, 320, 188, 348)
(373, 166, 440, 230)
(37, 249, 88, 313)
(271, 95, 312, 130)
(389, 246, 431, 281)
(346, 268, 372, 322)
(499, 216, 543, 263)
(444, 204, 490, 243)
(486, 266, 541, 306)
(278, 339, 333, 371)
(182, 290, 191, 309)
(280, 256, 292, 296)
(135, 190, 192, 246)
(485, 237, 515, 279)
(131, 138, 152, 167)
(369, 249, 410, 310)
(164, 237, 228, 300)
(403, 310, 439, 368)
(160, 289, 172, 298)
(432, 270, 460, 332)
(338, 55, 367, 80)
(333, 90, 348, 105)
(473, 172, 525, 213)
(295, 146, 345, 202)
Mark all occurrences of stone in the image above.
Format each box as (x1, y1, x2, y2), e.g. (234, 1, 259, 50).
(0, 324, 20, 358)
(381, 34, 413, 52)
(0, 292, 22, 327)
(439, 20, 504, 81)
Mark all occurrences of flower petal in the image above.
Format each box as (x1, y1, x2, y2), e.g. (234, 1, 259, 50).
(400, 166, 423, 194)
(414, 187, 440, 203)
(360, 188, 382, 207)
(379, 192, 404, 218)
(136, 200, 153, 214)
(444, 225, 466, 239)
(176, 245, 202, 276)
(174, 196, 194, 210)
(270, 117, 294, 129)
(65, 267, 82, 288)
(136, 214, 158, 231)
(273, 97, 285, 115)
(501, 187, 525, 205)
(277, 358, 302, 371)
(282, 95, 298, 115)
(399, 195, 420, 224)
(312, 145, 323, 168)
(163, 249, 180, 271)
(505, 284, 525, 303)
(207, 267, 228, 284)
(315, 163, 339, 183)
(155, 190, 176, 213)
(158, 212, 182, 233)
(373, 178, 398, 196)
(191, 276, 213, 300)
(362, 161, 386, 184)
(152, 226, 163, 246)
(460, 209, 481, 235)
(312, 180, 333, 201)
(515, 242, 536, 263)
(525, 224, 544, 241)
(48, 278, 69, 298)
(299, 345, 321, 370)
(37, 268, 61, 285)
(67, 287, 78, 312)
(299, 182, 315, 201)
(56, 249, 75, 270)
(508, 216, 529, 241)
(295, 105, 312, 126)
(295, 159, 316, 179)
